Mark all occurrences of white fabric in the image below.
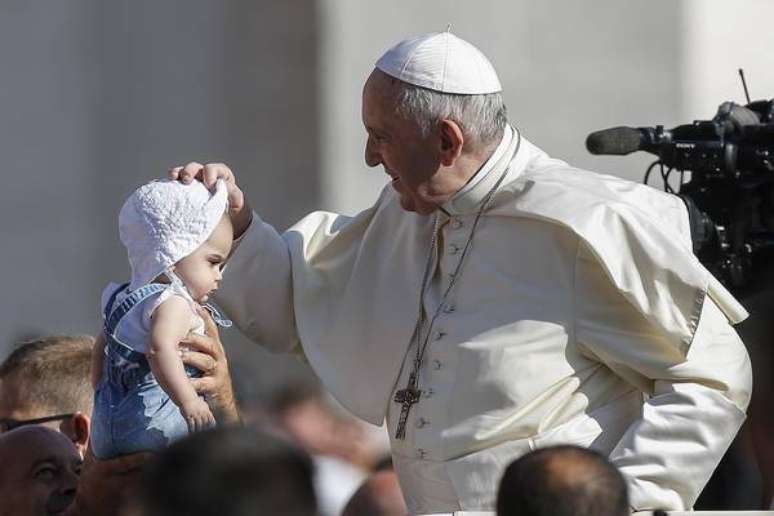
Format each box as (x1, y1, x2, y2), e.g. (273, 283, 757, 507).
(100, 282, 204, 353)
(215, 129, 751, 513)
(375, 32, 502, 94)
(119, 179, 228, 290)
(634, 513, 774, 516)
(415, 512, 493, 516)
(313, 455, 367, 516)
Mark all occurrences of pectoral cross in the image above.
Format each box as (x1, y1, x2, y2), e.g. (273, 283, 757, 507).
(393, 372, 421, 439)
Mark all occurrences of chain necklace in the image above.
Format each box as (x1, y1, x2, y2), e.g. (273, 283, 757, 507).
(393, 130, 521, 439)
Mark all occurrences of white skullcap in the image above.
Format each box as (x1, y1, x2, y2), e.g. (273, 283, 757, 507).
(119, 179, 229, 290)
(375, 31, 501, 94)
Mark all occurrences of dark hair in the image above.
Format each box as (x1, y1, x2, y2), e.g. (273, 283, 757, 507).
(139, 426, 318, 516)
(497, 445, 629, 516)
(268, 381, 323, 414)
(342, 470, 406, 516)
(0, 335, 94, 414)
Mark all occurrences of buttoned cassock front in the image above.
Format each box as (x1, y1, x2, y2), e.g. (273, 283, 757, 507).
(215, 127, 752, 514)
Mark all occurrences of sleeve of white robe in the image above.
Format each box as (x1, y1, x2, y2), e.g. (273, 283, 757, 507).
(574, 242, 752, 511)
(214, 212, 300, 353)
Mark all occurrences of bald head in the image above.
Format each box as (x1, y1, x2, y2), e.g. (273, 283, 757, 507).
(497, 446, 629, 516)
(0, 426, 81, 516)
(342, 470, 407, 516)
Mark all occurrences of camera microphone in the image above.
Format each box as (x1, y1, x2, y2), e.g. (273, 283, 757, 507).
(585, 127, 649, 155)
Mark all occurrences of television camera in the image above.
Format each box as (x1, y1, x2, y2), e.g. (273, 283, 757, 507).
(586, 73, 774, 294)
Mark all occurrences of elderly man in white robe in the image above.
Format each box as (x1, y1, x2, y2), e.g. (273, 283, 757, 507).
(172, 32, 752, 515)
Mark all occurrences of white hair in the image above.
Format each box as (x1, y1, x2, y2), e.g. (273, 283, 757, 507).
(393, 81, 508, 148)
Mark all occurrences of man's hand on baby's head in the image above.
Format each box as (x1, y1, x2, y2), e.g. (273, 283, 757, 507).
(169, 161, 229, 188)
(169, 161, 252, 238)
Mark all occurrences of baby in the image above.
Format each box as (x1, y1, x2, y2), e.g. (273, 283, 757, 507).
(90, 179, 233, 459)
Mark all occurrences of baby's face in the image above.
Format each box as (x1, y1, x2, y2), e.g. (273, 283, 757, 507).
(174, 213, 234, 303)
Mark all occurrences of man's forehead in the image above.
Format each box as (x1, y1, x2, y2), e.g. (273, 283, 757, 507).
(0, 374, 42, 419)
(364, 69, 400, 99)
(0, 427, 78, 466)
(362, 71, 403, 128)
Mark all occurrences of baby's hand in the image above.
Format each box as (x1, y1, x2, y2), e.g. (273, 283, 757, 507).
(181, 397, 216, 433)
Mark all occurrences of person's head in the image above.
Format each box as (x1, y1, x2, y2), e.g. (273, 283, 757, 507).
(0, 425, 82, 516)
(0, 335, 94, 456)
(497, 445, 629, 516)
(342, 470, 408, 516)
(172, 212, 233, 303)
(270, 382, 385, 470)
(119, 179, 232, 303)
(363, 32, 508, 214)
(137, 426, 317, 516)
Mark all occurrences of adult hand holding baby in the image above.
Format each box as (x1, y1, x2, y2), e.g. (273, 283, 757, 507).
(169, 162, 252, 239)
(181, 305, 241, 425)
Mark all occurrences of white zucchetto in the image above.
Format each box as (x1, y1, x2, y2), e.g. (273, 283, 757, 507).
(119, 179, 229, 290)
(375, 31, 502, 94)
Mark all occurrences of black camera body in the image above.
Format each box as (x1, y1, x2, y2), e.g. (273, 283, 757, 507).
(586, 99, 774, 294)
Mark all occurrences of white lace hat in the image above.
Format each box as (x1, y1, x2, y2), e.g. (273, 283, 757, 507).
(375, 31, 501, 94)
(119, 179, 229, 290)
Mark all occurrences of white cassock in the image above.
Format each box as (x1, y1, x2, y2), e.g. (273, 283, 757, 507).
(215, 125, 752, 515)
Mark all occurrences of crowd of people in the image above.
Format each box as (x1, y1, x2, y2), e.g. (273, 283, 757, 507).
(0, 335, 640, 516)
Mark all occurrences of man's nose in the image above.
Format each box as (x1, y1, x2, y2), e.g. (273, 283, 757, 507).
(63, 466, 79, 491)
(364, 136, 381, 168)
(47, 470, 78, 513)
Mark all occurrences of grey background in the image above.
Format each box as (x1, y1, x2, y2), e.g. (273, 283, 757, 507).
(1, 1, 772, 403)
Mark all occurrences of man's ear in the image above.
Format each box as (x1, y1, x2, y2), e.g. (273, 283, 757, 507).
(438, 119, 465, 167)
(59, 412, 90, 458)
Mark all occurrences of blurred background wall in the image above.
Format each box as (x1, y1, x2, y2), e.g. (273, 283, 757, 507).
(1, 0, 772, 405)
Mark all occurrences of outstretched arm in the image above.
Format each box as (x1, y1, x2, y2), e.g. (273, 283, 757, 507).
(169, 161, 298, 352)
(148, 296, 214, 431)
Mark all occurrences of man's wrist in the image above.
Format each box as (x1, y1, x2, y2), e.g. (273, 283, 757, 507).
(215, 396, 241, 425)
(232, 204, 253, 240)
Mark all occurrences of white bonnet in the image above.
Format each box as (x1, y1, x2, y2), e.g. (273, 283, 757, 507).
(119, 179, 229, 290)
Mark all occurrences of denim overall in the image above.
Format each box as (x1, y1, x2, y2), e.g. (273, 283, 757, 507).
(91, 282, 229, 459)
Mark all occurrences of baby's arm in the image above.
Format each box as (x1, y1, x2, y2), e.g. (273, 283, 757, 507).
(90, 331, 106, 389)
(148, 296, 215, 432)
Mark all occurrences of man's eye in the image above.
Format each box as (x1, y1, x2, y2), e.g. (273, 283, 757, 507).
(34, 465, 57, 480)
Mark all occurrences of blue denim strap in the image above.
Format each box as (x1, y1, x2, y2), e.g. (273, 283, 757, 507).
(104, 283, 168, 335)
(103, 282, 130, 329)
(103, 283, 170, 364)
(202, 302, 233, 328)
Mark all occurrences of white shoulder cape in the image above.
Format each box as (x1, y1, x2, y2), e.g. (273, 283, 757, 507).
(279, 134, 747, 424)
